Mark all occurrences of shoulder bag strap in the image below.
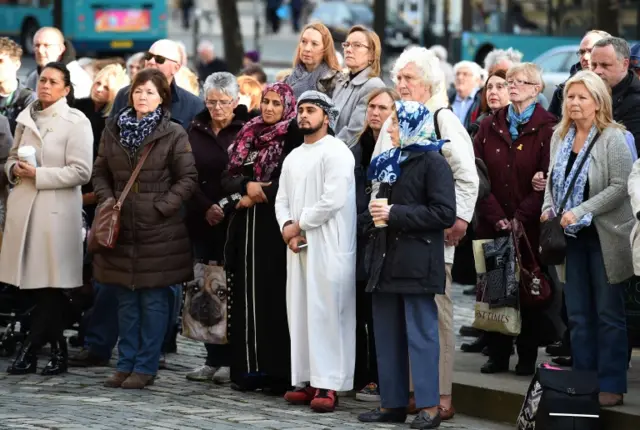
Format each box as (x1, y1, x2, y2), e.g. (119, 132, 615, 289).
(557, 132, 601, 212)
(114, 143, 155, 210)
(433, 107, 449, 139)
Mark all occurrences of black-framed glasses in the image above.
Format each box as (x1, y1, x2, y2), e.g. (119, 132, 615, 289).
(507, 79, 538, 87)
(143, 52, 177, 65)
(342, 42, 369, 50)
(576, 48, 592, 57)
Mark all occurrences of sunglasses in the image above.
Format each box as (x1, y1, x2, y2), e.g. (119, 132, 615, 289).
(143, 52, 177, 65)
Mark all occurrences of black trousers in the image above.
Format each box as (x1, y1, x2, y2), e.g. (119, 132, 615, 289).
(486, 306, 539, 365)
(205, 343, 231, 367)
(266, 7, 281, 33)
(355, 281, 378, 389)
(28, 288, 70, 348)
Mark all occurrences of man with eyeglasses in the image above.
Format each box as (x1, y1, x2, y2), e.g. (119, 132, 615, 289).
(548, 30, 611, 118)
(24, 27, 92, 99)
(109, 39, 204, 128)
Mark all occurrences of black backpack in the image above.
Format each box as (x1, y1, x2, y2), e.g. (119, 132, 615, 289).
(517, 365, 600, 430)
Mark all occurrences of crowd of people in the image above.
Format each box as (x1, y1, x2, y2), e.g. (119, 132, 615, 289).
(0, 20, 639, 430)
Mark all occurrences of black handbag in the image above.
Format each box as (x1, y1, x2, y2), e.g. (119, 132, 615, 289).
(517, 365, 600, 430)
(539, 133, 600, 266)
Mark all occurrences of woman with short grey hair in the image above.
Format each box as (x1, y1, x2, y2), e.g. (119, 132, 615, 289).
(125, 52, 145, 80)
(183, 71, 251, 384)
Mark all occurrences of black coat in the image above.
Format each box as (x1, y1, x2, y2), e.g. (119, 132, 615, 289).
(365, 151, 457, 295)
(548, 62, 581, 118)
(352, 129, 376, 281)
(612, 71, 640, 154)
(185, 105, 250, 261)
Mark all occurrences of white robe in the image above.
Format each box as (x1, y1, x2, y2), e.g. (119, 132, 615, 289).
(275, 134, 357, 392)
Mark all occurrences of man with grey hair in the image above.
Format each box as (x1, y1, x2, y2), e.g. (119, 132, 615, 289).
(484, 48, 524, 74)
(548, 29, 611, 117)
(431, 44, 454, 90)
(196, 40, 228, 82)
(591, 36, 640, 151)
(449, 61, 483, 130)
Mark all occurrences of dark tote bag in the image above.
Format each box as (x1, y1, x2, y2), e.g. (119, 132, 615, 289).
(539, 133, 600, 266)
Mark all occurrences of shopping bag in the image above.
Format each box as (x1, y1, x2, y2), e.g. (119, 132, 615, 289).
(182, 261, 229, 344)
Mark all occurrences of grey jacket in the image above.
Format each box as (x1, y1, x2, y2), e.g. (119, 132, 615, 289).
(543, 126, 635, 284)
(332, 67, 385, 148)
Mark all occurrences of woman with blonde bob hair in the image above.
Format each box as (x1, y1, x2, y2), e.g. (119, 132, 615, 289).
(542, 70, 633, 407)
(285, 22, 342, 98)
(332, 25, 386, 147)
(237, 75, 263, 113)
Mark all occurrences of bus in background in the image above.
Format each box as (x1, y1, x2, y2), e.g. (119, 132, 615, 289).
(0, 0, 168, 56)
(458, 0, 640, 64)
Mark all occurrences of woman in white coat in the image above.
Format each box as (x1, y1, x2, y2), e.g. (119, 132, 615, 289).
(1, 62, 93, 376)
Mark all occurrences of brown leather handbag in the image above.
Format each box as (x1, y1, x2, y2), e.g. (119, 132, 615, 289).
(512, 220, 553, 307)
(87, 143, 155, 253)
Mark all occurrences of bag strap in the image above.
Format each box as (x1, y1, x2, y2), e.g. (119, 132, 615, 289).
(433, 107, 449, 139)
(557, 132, 601, 211)
(511, 220, 538, 278)
(114, 143, 155, 210)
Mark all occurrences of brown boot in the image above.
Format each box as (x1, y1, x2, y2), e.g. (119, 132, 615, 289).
(104, 371, 131, 388)
(121, 372, 155, 389)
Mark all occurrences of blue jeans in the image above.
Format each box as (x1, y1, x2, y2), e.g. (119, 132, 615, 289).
(114, 285, 170, 376)
(372, 293, 440, 409)
(84, 282, 119, 360)
(163, 284, 183, 348)
(565, 233, 628, 393)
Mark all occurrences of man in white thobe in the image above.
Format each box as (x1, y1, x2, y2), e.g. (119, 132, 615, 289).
(275, 91, 357, 413)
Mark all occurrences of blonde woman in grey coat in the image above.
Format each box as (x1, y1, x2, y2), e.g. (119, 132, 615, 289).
(541, 70, 633, 407)
(332, 26, 385, 148)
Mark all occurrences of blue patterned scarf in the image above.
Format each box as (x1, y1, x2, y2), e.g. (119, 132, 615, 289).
(550, 125, 598, 235)
(118, 106, 163, 153)
(368, 101, 448, 184)
(507, 102, 536, 141)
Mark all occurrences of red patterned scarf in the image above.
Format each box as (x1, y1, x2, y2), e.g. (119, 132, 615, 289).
(227, 82, 297, 181)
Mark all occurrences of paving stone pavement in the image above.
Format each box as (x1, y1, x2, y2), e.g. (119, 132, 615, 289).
(0, 283, 486, 429)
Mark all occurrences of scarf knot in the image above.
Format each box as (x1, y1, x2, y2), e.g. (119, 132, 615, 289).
(118, 107, 162, 153)
(507, 103, 536, 141)
(550, 125, 598, 236)
(368, 101, 448, 184)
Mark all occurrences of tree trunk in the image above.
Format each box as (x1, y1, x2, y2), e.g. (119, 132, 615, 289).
(373, 0, 387, 56)
(595, 0, 619, 37)
(217, 0, 245, 73)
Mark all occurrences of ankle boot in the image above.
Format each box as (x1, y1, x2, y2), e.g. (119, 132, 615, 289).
(7, 341, 38, 375)
(42, 339, 68, 376)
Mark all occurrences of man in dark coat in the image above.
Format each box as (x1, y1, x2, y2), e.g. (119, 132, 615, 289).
(196, 41, 228, 82)
(591, 36, 640, 153)
(548, 30, 610, 118)
(110, 39, 204, 129)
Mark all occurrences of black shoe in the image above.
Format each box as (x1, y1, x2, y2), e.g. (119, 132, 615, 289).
(546, 340, 571, 357)
(480, 359, 509, 374)
(68, 348, 109, 367)
(461, 335, 487, 353)
(515, 362, 536, 376)
(552, 356, 573, 367)
(459, 326, 483, 338)
(482, 345, 490, 356)
(7, 341, 38, 375)
(463, 285, 477, 295)
(358, 407, 407, 423)
(410, 410, 442, 429)
(42, 339, 68, 376)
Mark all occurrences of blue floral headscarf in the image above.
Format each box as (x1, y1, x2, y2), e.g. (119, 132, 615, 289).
(368, 101, 448, 184)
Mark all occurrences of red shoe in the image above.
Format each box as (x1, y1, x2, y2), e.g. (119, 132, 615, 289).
(284, 385, 316, 405)
(310, 389, 338, 413)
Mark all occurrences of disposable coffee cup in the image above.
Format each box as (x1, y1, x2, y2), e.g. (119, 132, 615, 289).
(372, 198, 388, 228)
(17, 146, 37, 167)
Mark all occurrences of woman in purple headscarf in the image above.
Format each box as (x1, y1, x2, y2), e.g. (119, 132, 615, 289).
(221, 82, 301, 393)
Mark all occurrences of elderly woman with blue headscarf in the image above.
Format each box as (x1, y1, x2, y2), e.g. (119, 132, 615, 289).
(358, 101, 456, 429)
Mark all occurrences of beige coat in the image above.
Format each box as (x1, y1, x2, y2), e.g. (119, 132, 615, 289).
(0, 98, 93, 289)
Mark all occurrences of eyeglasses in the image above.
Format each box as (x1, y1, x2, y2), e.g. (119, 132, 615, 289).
(206, 99, 233, 108)
(143, 52, 177, 65)
(507, 79, 538, 87)
(342, 42, 369, 50)
(576, 48, 593, 57)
